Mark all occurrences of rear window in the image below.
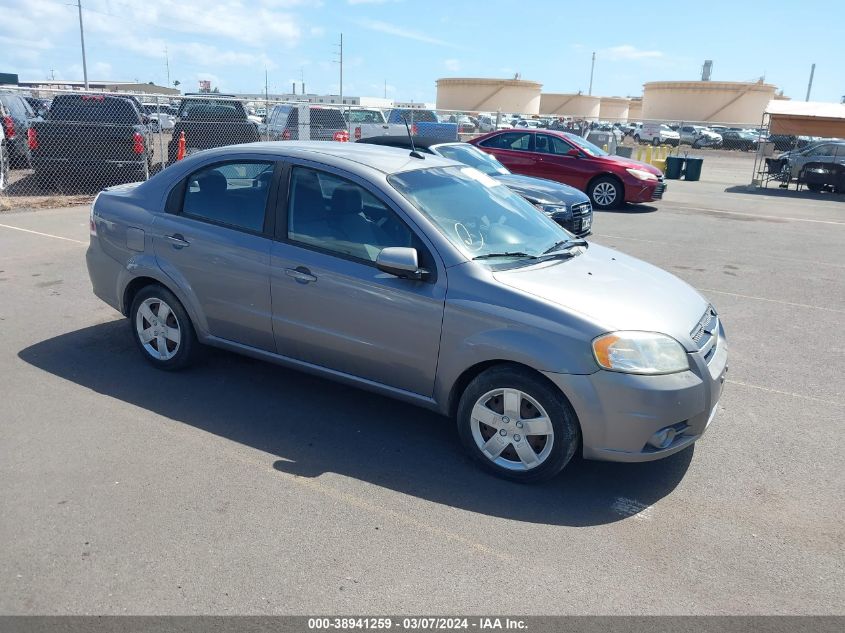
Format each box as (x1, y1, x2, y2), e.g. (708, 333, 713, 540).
(391, 109, 438, 123)
(47, 96, 140, 123)
(179, 99, 247, 121)
(346, 109, 385, 124)
(310, 108, 346, 129)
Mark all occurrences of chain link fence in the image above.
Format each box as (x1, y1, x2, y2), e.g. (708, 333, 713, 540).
(2, 85, 839, 204)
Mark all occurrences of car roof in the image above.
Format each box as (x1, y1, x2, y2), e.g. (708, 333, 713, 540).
(179, 141, 458, 176)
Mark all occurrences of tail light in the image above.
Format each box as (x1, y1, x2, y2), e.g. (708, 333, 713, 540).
(132, 131, 145, 154)
(89, 192, 101, 237)
(333, 130, 349, 143)
(411, 123, 418, 136)
(354, 126, 362, 140)
(27, 127, 38, 150)
(281, 128, 291, 140)
(2, 115, 15, 140)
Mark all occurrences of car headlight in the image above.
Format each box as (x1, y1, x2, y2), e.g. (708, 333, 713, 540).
(625, 168, 658, 181)
(536, 203, 569, 217)
(592, 331, 689, 375)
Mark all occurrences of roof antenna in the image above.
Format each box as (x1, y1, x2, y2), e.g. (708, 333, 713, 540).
(401, 114, 425, 159)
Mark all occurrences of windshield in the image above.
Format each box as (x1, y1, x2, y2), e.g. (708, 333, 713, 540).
(388, 166, 571, 262)
(563, 132, 608, 157)
(433, 144, 510, 176)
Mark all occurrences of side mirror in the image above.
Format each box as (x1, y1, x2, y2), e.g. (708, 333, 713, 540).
(567, 148, 580, 157)
(376, 247, 428, 280)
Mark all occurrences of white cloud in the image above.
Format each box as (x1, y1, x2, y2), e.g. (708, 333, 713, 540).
(599, 45, 664, 61)
(347, 0, 401, 4)
(355, 18, 459, 48)
(444, 59, 461, 72)
(310, 26, 326, 36)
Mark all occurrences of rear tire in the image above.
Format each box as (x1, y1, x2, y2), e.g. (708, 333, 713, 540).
(129, 285, 198, 371)
(806, 183, 824, 193)
(588, 176, 623, 210)
(456, 365, 580, 483)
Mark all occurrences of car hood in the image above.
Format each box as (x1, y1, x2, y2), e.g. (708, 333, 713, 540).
(596, 154, 664, 176)
(492, 243, 708, 348)
(494, 173, 590, 206)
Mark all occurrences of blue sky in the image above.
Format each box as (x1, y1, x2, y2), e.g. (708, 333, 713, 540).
(3, 0, 843, 103)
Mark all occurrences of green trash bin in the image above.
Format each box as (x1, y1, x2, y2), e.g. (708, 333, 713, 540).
(684, 157, 704, 181)
(665, 155, 684, 179)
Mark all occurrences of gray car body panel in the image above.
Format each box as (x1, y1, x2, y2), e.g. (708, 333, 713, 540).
(87, 141, 727, 462)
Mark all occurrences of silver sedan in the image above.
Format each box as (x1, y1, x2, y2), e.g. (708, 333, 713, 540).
(86, 142, 727, 482)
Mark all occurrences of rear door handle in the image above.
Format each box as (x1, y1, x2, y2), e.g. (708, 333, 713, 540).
(285, 267, 317, 283)
(165, 233, 190, 248)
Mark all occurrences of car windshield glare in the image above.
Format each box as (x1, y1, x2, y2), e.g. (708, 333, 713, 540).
(434, 144, 510, 176)
(388, 166, 570, 262)
(563, 132, 608, 157)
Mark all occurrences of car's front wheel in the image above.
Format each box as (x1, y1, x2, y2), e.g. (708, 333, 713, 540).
(588, 176, 623, 209)
(130, 285, 198, 370)
(457, 366, 580, 482)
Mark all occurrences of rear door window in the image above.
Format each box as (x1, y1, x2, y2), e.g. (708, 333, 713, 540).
(182, 161, 275, 233)
(478, 132, 531, 151)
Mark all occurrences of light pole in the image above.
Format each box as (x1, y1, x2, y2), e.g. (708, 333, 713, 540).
(76, 0, 89, 90)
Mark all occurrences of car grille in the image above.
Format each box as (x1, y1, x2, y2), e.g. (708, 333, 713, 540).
(691, 306, 719, 364)
(567, 201, 593, 235)
(652, 177, 666, 200)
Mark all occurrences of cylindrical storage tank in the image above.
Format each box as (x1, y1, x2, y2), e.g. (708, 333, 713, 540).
(539, 93, 601, 119)
(436, 78, 542, 114)
(627, 98, 643, 121)
(599, 97, 629, 122)
(642, 81, 777, 125)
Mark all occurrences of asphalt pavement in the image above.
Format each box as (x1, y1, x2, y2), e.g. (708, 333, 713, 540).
(0, 153, 843, 615)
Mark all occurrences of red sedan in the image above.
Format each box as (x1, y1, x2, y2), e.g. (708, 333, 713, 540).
(468, 129, 665, 209)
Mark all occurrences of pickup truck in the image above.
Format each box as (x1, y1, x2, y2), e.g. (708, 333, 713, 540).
(346, 108, 405, 141)
(386, 109, 458, 141)
(29, 94, 152, 189)
(167, 94, 260, 164)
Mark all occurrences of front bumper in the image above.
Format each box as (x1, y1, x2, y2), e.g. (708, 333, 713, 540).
(544, 325, 728, 462)
(625, 178, 666, 203)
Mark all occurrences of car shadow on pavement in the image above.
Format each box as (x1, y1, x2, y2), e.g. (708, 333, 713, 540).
(597, 203, 658, 214)
(19, 320, 693, 527)
(723, 184, 843, 200)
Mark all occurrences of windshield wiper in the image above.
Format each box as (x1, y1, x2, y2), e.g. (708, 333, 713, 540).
(542, 239, 588, 254)
(472, 251, 537, 260)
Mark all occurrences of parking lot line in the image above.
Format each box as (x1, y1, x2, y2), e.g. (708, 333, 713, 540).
(598, 234, 845, 270)
(699, 288, 845, 314)
(726, 379, 843, 407)
(668, 205, 845, 226)
(0, 222, 88, 246)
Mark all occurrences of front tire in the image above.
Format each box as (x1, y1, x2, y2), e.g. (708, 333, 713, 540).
(130, 285, 198, 370)
(588, 176, 623, 209)
(457, 366, 580, 482)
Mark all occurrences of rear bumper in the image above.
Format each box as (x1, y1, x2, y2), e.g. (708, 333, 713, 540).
(544, 325, 728, 462)
(86, 239, 124, 313)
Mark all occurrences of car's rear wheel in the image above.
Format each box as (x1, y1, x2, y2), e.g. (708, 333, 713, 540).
(457, 366, 580, 482)
(588, 176, 623, 209)
(652, 137, 660, 146)
(634, 135, 641, 144)
(130, 285, 197, 370)
(806, 183, 824, 193)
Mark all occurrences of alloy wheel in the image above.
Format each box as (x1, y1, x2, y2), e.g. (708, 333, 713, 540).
(135, 297, 182, 361)
(470, 388, 554, 471)
(592, 182, 617, 207)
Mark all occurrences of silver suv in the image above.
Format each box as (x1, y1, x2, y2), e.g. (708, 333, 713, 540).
(86, 142, 727, 481)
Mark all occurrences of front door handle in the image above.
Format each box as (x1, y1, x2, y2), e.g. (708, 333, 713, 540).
(165, 233, 190, 248)
(285, 267, 317, 284)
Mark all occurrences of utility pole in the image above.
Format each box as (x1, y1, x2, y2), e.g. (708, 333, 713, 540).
(265, 68, 269, 101)
(340, 33, 343, 105)
(384, 79, 387, 99)
(165, 45, 170, 88)
(76, 0, 89, 90)
(805, 63, 816, 101)
(588, 51, 595, 96)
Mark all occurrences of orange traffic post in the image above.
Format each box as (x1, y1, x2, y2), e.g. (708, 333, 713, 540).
(176, 131, 186, 161)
